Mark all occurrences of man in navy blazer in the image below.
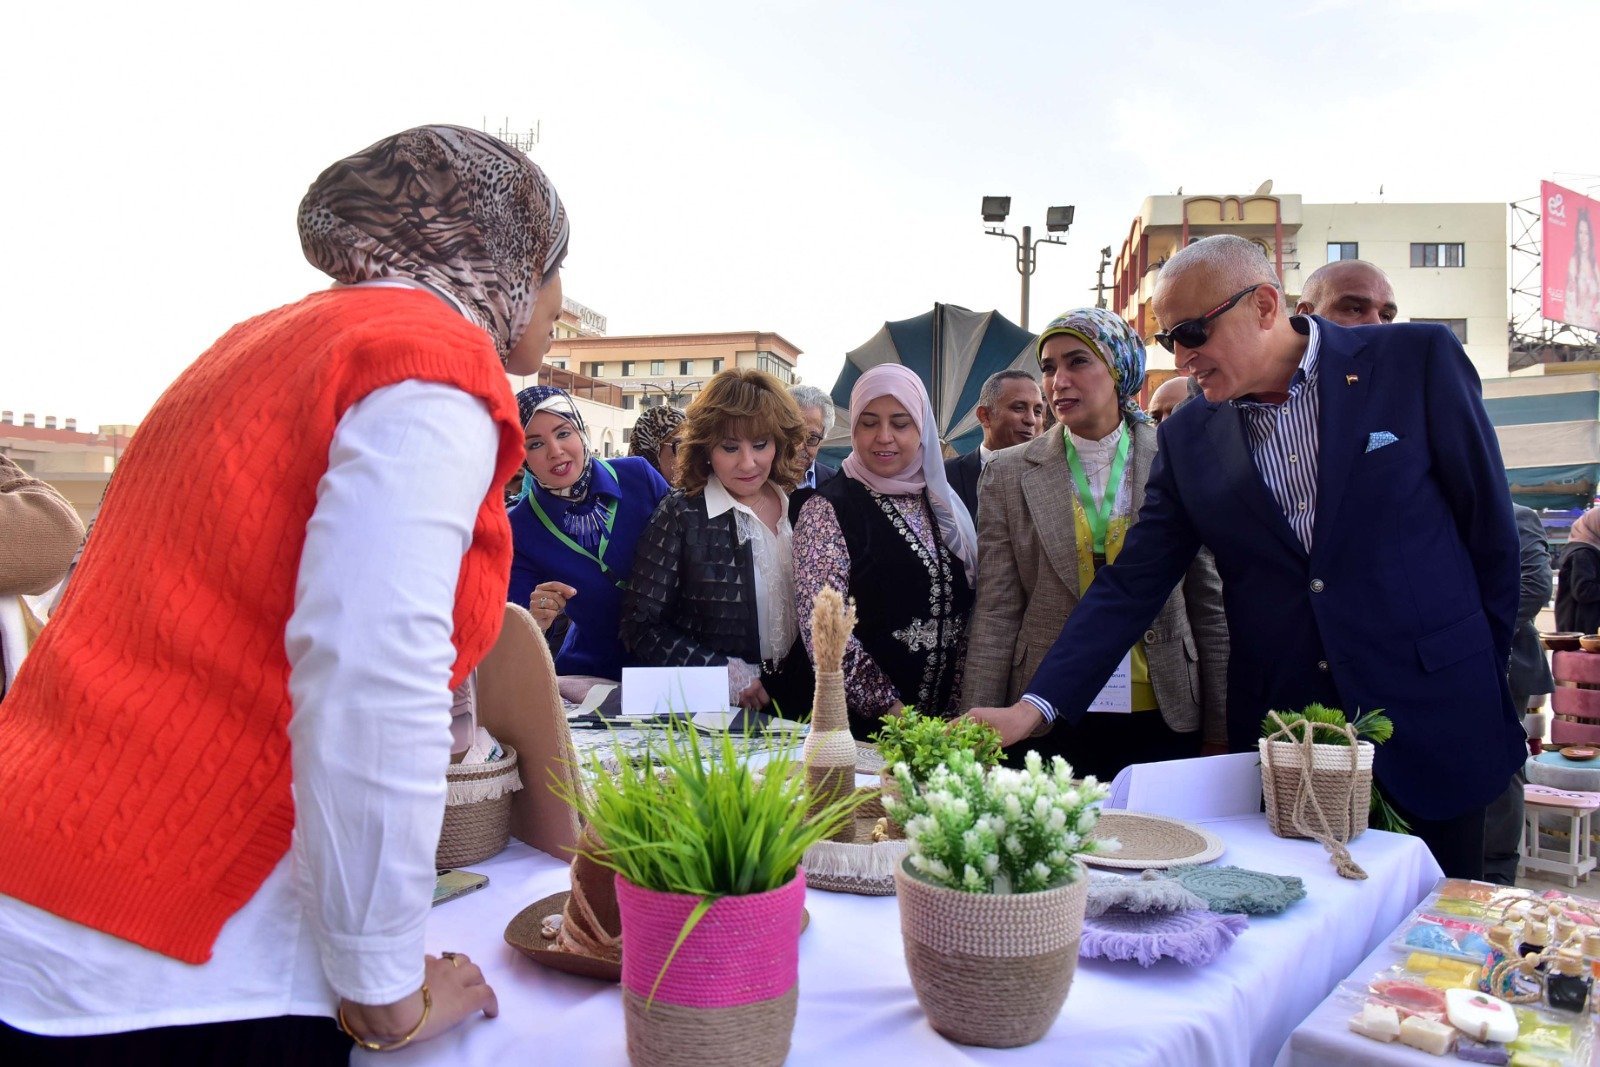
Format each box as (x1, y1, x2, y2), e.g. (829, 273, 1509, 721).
(969, 236, 1525, 878)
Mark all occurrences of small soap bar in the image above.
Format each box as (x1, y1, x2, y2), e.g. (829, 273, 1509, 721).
(1446, 989, 1519, 1044)
(1454, 1038, 1510, 1065)
(1400, 1014, 1457, 1056)
(1348, 1002, 1402, 1042)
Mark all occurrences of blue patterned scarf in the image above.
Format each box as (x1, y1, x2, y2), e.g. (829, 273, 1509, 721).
(515, 385, 609, 548)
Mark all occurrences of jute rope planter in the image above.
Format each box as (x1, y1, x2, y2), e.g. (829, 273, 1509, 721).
(1259, 712, 1372, 880)
(616, 871, 806, 1067)
(804, 588, 858, 843)
(894, 862, 1089, 1048)
(436, 745, 521, 868)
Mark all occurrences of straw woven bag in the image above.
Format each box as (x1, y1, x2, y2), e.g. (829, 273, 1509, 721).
(1259, 712, 1372, 880)
(436, 745, 522, 868)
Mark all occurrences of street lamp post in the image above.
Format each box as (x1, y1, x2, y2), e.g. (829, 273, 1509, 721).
(633, 380, 700, 407)
(982, 197, 1074, 331)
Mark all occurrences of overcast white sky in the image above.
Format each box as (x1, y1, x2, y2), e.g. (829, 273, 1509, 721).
(5, 0, 1597, 426)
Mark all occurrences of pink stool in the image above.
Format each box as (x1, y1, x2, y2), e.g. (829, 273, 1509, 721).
(1522, 784, 1600, 887)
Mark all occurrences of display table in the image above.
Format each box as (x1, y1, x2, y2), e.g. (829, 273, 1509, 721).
(1277, 905, 1600, 1067)
(364, 815, 1440, 1067)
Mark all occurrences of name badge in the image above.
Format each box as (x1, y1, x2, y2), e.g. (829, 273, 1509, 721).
(1088, 652, 1133, 714)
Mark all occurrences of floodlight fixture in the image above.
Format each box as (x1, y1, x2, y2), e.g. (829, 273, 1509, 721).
(1045, 205, 1076, 233)
(981, 196, 1011, 224)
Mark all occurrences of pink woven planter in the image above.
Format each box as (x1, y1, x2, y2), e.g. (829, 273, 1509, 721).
(615, 870, 806, 1067)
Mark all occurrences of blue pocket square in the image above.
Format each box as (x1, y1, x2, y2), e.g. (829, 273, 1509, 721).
(1365, 431, 1399, 453)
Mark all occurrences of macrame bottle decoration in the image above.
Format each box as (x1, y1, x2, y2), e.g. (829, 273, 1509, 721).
(804, 586, 859, 843)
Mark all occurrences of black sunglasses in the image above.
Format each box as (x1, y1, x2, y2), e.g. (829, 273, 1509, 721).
(1153, 285, 1264, 354)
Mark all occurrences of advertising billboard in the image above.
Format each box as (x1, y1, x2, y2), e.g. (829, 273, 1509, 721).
(1544, 180, 1600, 330)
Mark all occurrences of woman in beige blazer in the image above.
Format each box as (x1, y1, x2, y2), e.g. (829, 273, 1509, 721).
(961, 307, 1228, 780)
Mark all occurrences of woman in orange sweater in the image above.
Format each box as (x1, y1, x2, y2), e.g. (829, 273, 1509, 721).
(0, 126, 566, 1062)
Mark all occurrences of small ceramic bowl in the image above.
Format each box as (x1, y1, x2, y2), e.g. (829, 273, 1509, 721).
(1560, 746, 1600, 762)
(1582, 635, 1600, 653)
(1542, 632, 1585, 652)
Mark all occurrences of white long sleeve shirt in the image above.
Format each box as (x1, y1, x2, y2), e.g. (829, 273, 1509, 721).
(0, 379, 496, 1034)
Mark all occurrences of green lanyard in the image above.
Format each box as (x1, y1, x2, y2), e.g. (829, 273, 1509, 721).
(528, 459, 626, 586)
(1064, 427, 1131, 555)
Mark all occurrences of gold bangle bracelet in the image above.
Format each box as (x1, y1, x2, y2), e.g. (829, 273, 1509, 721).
(338, 984, 432, 1052)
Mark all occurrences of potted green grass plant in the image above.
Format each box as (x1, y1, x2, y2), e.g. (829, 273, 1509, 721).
(560, 720, 866, 1067)
(887, 749, 1114, 1048)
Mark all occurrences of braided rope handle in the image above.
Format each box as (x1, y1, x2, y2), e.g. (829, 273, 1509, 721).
(1485, 954, 1546, 1004)
(1262, 712, 1368, 880)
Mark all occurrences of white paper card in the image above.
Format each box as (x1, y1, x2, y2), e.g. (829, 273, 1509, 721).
(620, 666, 729, 718)
(1087, 652, 1133, 713)
(1123, 752, 1262, 821)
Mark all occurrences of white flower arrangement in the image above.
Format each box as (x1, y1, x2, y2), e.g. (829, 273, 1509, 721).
(884, 749, 1118, 894)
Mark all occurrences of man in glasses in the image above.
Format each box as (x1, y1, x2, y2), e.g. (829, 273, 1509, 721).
(1296, 260, 1399, 327)
(969, 234, 1522, 879)
(789, 384, 839, 490)
(945, 369, 1045, 518)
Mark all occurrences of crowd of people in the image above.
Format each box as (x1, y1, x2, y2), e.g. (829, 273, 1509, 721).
(0, 125, 1553, 1059)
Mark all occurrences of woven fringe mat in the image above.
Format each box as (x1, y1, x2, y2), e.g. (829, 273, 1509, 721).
(622, 985, 797, 1067)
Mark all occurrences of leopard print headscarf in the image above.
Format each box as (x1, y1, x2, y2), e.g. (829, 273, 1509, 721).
(298, 124, 570, 362)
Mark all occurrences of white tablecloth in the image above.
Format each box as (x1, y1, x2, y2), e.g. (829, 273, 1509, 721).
(363, 816, 1441, 1067)
(1277, 901, 1600, 1067)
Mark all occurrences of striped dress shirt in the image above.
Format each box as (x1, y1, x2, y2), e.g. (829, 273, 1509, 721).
(1234, 317, 1323, 551)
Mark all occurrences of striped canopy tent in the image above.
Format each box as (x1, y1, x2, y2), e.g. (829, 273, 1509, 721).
(820, 303, 1037, 461)
(1482, 372, 1600, 508)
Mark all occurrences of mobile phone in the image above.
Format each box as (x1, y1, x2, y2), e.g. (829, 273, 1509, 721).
(433, 869, 489, 906)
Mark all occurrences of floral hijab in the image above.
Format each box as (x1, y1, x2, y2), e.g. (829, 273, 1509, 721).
(1034, 307, 1154, 426)
(298, 124, 569, 363)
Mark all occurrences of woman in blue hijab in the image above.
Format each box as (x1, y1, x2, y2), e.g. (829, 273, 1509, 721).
(509, 386, 669, 679)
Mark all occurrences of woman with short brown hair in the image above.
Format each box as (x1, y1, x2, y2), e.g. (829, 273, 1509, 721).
(621, 369, 813, 715)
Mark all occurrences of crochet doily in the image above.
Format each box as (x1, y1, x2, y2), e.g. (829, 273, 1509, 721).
(1161, 865, 1307, 915)
(1079, 907, 1249, 967)
(1085, 870, 1208, 918)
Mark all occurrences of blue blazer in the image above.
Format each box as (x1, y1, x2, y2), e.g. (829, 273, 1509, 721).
(1024, 318, 1524, 820)
(508, 455, 670, 679)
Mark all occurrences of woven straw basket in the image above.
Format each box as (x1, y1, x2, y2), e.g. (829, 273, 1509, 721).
(436, 745, 521, 868)
(1258, 734, 1373, 843)
(616, 871, 805, 1067)
(895, 862, 1089, 1048)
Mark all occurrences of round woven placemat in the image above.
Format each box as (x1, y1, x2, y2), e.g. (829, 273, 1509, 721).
(855, 741, 885, 775)
(1161, 865, 1306, 915)
(1082, 812, 1224, 870)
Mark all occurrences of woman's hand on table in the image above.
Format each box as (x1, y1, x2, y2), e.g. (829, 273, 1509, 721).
(529, 581, 577, 632)
(737, 679, 771, 711)
(340, 952, 498, 1048)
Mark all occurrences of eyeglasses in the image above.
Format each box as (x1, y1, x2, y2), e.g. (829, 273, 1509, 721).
(804, 433, 824, 448)
(1153, 285, 1264, 354)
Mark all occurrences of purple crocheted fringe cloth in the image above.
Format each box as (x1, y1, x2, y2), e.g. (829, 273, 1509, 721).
(1079, 908, 1250, 967)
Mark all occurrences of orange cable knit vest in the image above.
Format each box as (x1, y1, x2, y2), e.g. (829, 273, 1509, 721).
(0, 288, 524, 963)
